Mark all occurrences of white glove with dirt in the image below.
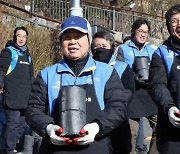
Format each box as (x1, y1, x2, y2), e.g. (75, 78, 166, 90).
(75, 122, 100, 146)
(168, 106, 180, 128)
(46, 124, 71, 145)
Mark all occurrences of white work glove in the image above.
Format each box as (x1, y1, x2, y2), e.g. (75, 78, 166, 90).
(168, 106, 180, 128)
(74, 122, 100, 146)
(46, 124, 71, 145)
(0, 86, 3, 93)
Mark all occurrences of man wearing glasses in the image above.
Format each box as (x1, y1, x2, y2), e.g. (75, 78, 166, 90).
(149, 4, 180, 154)
(116, 17, 158, 154)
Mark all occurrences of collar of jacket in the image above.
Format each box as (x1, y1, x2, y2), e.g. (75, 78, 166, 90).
(57, 56, 97, 76)
(128, 40, 149, 50)
(5, 40, 28, 53)
(163, 36, 180, 53)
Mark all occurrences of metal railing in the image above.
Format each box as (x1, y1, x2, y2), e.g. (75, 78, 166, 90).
(3, 0, 168, 40)
(32, 0, 167, 40)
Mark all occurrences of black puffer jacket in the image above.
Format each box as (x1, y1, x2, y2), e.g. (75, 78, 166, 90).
(148, 36, 180, 154)
(25, 56, 131, 154)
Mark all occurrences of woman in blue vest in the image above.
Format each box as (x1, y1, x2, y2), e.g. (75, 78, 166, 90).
(25, 16, 130, 154)
(91, 31, 135, 154)
(0, 26, 34, 154)
(149, 4, 180, 154)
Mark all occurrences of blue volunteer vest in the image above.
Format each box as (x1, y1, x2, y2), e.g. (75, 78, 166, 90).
(6, 46, 32, 75)
(109, 55, 127, 78)
(41, 57, 113, 114)
(119, 41, 157, 68)
(155, 45, 180, 76)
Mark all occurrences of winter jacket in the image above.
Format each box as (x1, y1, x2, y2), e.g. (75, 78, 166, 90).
(149, 44, 180, 154)
(110, 55, 135, 94)
(25, 56, 130, 154)
(0, 40, 34, 109)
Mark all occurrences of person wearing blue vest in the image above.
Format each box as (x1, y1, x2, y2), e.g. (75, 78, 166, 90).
(91, 31, 135, 93)
(25, 16, 130, 154)
(148, 4, 180, 154)
(0, 26, 34, 154)
(116, 17, 159, 154)
(123, 35, 148, 154)
(91, 31, 135, 154)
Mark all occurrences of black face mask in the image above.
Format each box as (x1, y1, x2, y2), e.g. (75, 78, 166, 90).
(92, 47, 113, 63)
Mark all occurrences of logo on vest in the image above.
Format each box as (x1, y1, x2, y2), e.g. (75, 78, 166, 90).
(19, 61, 30, 65)
(129, 51, 134, 56)
(52, 81, 61, 89)
(166, 52, 174, 58)
(177, 65, 180, 70)
(15, 55, 18, 60)
(86, 78, 93, 84)
(86, 77, 100, 83)
(94, 77, 100, 82)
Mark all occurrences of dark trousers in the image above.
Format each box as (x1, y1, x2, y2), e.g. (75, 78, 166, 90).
(136, 118, 147, 150)
(4, 109, 27, 154)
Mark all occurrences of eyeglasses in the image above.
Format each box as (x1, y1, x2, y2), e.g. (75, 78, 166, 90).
(170, 19, 180, 27)
(136, 29, 149, 35)
(16, 35, 27, 39)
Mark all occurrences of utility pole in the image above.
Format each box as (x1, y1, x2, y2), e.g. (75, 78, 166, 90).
(31, 0, 34, 13)
(70, 0, 83, 17)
